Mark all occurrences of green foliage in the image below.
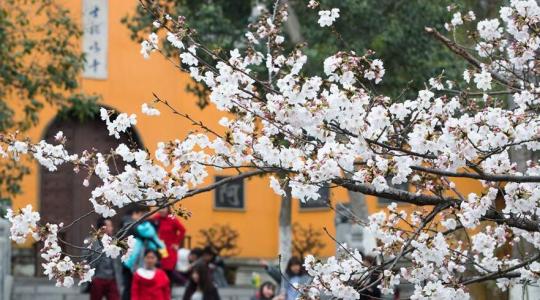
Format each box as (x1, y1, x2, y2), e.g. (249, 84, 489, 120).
(123, 0, 501, 104)
(122, 0, 253, 50)
(293, 0, 462, 96)
(0, 0, 95, 206)
(57, 94, 101, 123)
(198, 224, 241, 257)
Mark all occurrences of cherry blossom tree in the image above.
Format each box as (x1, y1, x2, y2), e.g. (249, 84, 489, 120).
(5, 0, 540, 298)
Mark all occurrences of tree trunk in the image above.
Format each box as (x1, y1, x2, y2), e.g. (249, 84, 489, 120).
(347, 189, 369, 222)
(285, 4, 303, 43)
(346, 189, 376, 255)
(507, 93, 538, 300)
(277, 1, 302, 272)
(278, 184, 292, 272)
(279, 0, 304, 272)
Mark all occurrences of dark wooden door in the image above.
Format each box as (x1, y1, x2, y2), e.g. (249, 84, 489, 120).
(39, 117, 139, 263)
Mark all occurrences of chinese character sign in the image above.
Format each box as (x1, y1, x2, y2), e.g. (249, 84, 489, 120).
(214, 176, 244, 210)
(82, 0, 108, 79)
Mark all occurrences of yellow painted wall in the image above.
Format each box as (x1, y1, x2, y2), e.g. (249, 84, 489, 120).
(10, 0, 353, 259)
(10, 1, 484, 260)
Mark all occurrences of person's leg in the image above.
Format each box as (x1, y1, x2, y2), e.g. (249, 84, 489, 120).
(164, 269, 176, 290)
(121, 267, 132, 300)
(90, 278, 106, 300)
(106, 279, 120, 300)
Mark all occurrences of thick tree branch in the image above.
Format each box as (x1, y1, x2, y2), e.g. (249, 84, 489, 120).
(334, 178, 455, 206)
(460, 252, 540, 285)
(334, 178, 540, 232)
(411, 165, 540, 183)
(425, 27, 521, 90)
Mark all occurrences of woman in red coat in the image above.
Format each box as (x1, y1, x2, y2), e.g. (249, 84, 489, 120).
(131, 249, 171, 300)
(153, 207, 187, 281)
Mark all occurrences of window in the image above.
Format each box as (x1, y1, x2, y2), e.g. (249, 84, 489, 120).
(299, 184, 330, 211)
(214, 176, 245, 211)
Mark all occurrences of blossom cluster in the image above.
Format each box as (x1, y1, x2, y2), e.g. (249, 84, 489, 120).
(4, 0, 540, 297)
(318, 8, 340, 27)
(304, 248, 367, 299)
(6, 205, 39, 244)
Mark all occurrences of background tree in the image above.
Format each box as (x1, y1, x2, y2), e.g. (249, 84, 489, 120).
(292, 222, 325, 259)
(0, 0, 98, 212)
(198, 224, 241, 257)
(123, 0, 502, 104)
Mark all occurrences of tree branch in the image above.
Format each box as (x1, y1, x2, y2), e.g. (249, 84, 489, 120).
(116, 169, 270, 241)
(460, 252, 540, 285)
(425, 27, 521, 90)
(411, 165, 540, 183)
(334, 178, 540, 232)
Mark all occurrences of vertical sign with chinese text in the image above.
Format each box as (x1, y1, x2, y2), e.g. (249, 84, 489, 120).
(82, 0, 108, 79)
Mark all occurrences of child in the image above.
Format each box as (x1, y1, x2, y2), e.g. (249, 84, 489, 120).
(182, 263, 220, 300)
(131, 249, 171, 300)
(121, 205, 165, 300)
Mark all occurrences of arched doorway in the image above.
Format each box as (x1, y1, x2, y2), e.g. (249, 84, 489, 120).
(39, 114, 142, 262)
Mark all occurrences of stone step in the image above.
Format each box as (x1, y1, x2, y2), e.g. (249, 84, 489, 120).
(12, 277, 255, 300)
(12, 286, 255, 300)
(12, 277, 415, 300)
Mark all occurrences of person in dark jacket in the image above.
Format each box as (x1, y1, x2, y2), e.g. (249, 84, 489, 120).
(359, 255, 382, 300)
(260, 257, 310, 300)
(188, 248, 203, 265)
(86, 217, 123, 300)
(182, 263, 220, 300)
(177, 247, 203, 284)
(200, 246, 228, 288)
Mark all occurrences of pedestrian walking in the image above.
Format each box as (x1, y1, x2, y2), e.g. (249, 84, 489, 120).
(121, 205, 166, 300)
(85, 217, 123, 300)
(131, 249, 171, 300)
(182, 263, 220, 300)
(201, 246, 228, 288)
(176, 247, 204, 284)
(152, 207, 186, 284)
